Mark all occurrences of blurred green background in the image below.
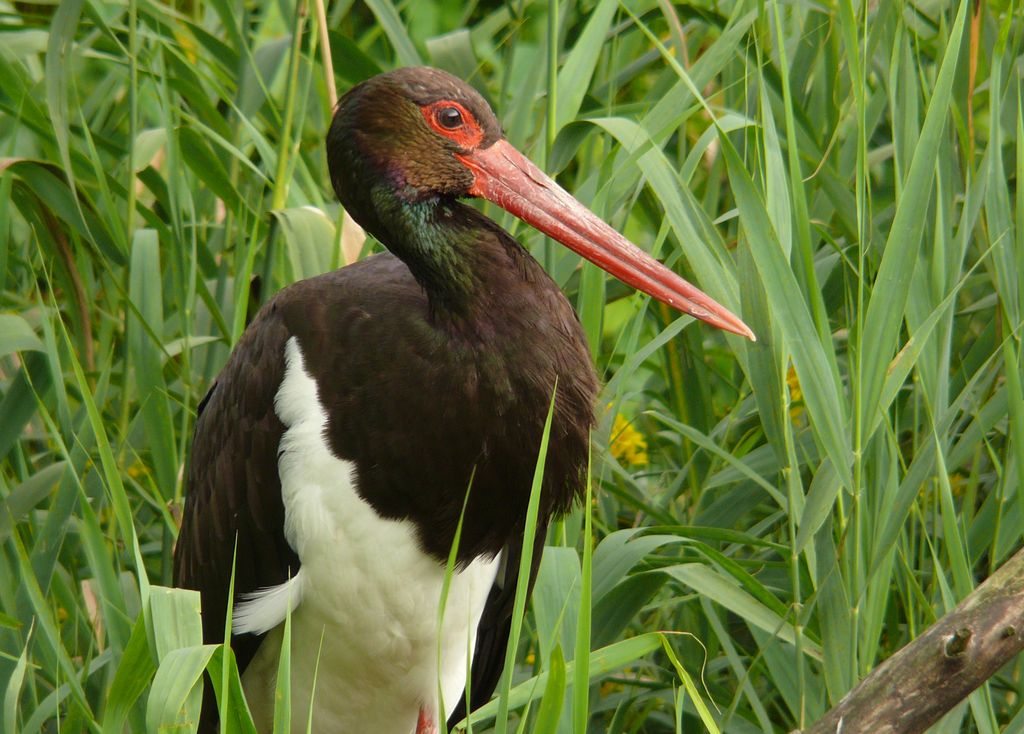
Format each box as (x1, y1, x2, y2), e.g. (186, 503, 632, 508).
(1, 0, 1022, 731)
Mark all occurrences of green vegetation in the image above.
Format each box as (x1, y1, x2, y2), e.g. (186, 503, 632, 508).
(1, 0, 1022, 731)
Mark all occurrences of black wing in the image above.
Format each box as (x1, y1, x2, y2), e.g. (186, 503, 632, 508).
(173, 254, 418, 662)
(173, 290, 298, 732)
(174, 311, 299, 652)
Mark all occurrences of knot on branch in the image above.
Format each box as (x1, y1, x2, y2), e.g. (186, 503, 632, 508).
(943, 627, 972, 658)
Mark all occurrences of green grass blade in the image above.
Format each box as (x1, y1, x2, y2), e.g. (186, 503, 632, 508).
(532, 643, 566, 734)
(3, 629, 31, 733)
(469, 633, 663, 725)
(571, 450, 592, 733)
(494, 385, 558, 734)
(364, 0, 422, 67)
(857, 0, 969, 433)
(128, 230, 178, 498)
(101, 615, 157, 734)
(553, 0, 618, 133)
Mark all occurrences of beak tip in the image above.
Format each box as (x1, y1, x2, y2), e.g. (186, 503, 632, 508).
(691, 303, 756, 342)
(724, 321, 757, 342)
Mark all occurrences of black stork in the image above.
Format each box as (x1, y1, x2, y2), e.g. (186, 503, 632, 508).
(173, 66, 753, 734)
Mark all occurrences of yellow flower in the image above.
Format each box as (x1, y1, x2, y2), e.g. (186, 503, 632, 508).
(610, 414, 649, 467)
(126, 460, 146, 479)
(786, 365, 805, 423)
(174, 27, 199, 65)
(599, 679, 624, 696)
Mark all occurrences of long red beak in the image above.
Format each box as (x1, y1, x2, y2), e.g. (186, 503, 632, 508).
(457, 139, 755, 340)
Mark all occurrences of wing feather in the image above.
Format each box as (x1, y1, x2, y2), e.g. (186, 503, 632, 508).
(173, 300, 298, 731)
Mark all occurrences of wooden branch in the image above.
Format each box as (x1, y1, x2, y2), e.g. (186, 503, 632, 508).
(801, 547, 1024, 734)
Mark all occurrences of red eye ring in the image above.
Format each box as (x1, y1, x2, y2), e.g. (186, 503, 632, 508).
(421, 100, 484, 150)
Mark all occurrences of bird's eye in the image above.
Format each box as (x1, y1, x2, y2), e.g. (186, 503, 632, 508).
(436, 106, 464, 129)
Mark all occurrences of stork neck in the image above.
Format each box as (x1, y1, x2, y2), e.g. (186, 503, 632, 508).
(369, 187, 516, 317)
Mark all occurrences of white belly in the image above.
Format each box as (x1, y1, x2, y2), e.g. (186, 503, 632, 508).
(238, 337, 500, 733)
